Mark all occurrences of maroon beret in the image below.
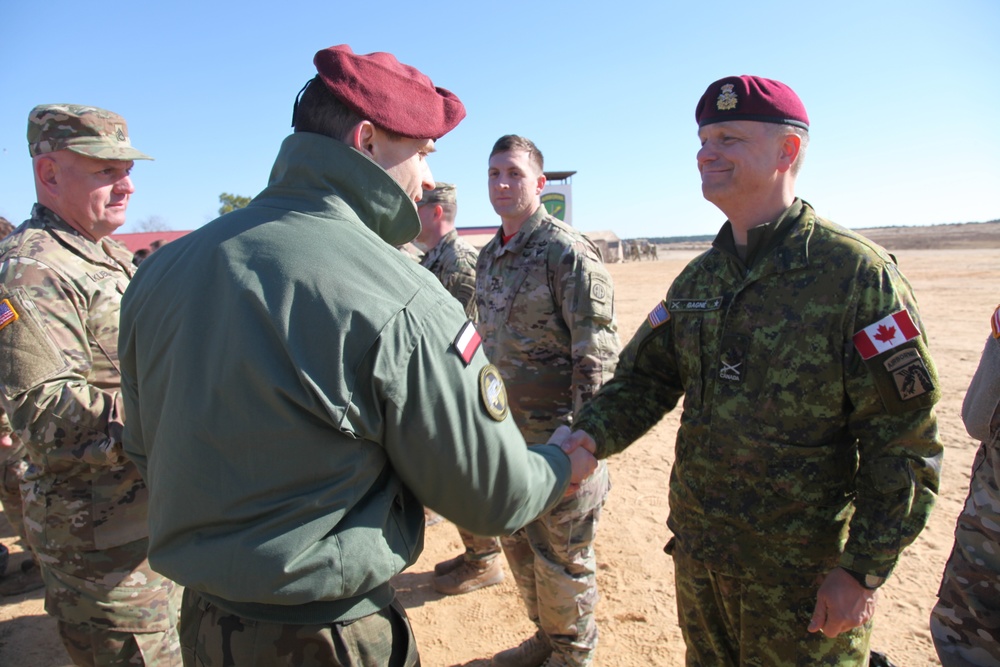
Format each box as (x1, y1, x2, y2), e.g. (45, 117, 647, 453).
(696, 75, 808, 130)
(313, 45, 466, 140)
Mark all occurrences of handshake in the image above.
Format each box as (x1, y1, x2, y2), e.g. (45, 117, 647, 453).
(547, 426, 598, 496)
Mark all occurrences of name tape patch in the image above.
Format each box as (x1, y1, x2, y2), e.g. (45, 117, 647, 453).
(668, 297, 723, 312)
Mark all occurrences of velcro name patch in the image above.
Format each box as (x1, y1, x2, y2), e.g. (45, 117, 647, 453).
(668, 297, 723, 312)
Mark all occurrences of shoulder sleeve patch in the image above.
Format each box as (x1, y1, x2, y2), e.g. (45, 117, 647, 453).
(479, 364, 509, 421)
(882, 348, 934, 401)
(0, 289, 72, 397)
(991, 304, 1000, 338)
(452, 320, 482, 367)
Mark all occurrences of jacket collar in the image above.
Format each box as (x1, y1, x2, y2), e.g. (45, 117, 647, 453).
(29, 204, 134, 271)
(260, 133, 421, 247)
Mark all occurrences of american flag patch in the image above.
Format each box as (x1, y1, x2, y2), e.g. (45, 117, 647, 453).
(453, 320, 482, 366)
(648, 301, 670, 328)
(0, 299, 18, 332)
(991, 304, 1000, 339)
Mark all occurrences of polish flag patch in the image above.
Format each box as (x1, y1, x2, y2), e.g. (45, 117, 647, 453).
(453, 321, 482, 366)
(853, 309, 920, 360)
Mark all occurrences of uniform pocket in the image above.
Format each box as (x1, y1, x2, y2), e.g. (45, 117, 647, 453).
(766, 442, 854, 507)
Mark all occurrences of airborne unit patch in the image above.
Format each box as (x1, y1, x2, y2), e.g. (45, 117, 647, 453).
(883, 348, 934, 400)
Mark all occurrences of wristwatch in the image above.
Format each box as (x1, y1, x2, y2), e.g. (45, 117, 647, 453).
(844, 568, 885, 590)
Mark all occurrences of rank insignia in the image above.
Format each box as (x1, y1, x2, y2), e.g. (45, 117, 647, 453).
(648, 301, 670, 328)
(0, 299, 19, 332)
(717, 83, 738, 111)
(992, 304, 1000, 339)
(453, 320, 482, 366)
(479, 364, 509, 421)
(853, 309, 920, 360)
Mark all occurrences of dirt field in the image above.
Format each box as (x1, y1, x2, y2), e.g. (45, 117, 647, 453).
(1, 228, 998, 666)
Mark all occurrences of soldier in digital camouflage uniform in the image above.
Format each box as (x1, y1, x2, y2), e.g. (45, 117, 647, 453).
(415, 182, 507, 596)
(563, 76, 943, 666)
(931, 304, 1000, 667)
(479, 135, 620, 667)
(0, 105, 181, 666)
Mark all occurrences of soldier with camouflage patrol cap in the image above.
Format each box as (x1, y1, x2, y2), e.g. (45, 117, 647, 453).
(414, 182, 507, 595)
(479, 135, 620, 667)
(562, 75, 943, 666)
(0, 104, 181, 665)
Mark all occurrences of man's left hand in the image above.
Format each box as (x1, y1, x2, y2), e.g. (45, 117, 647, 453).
(808, 567, 879, 638)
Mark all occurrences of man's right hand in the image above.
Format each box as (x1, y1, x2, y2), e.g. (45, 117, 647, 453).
(548, 427, 598, 495)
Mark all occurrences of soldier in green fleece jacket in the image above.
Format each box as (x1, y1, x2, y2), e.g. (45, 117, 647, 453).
(118, 45, 597, 667)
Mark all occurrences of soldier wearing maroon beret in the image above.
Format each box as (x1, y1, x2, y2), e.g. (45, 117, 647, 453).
(563, 75, 942, 665)
(118, 45, 599, 667)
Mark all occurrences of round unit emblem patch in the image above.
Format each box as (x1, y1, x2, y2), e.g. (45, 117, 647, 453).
(479, 364, 509, 422)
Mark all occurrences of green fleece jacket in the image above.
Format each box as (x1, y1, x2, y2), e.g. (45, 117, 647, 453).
(119, 133, 570, 624)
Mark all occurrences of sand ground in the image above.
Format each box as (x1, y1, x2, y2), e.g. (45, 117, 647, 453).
(1, 243, 996, 666)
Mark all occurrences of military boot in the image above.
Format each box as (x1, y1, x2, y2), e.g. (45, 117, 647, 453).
(0, 558, 44, 596)
(433, 553, 466, 576)
(433, 557, 504, 595)
(490, 631, 551, 667)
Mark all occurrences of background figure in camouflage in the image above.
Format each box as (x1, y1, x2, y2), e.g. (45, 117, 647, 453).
(0, 105, 181, 666)
(416, 182, 506, 596)
(0, 407, 44, 596)
(564, 76, 942, 666)
(479, 136, 620, 667)
(931, 304, 1000, 667)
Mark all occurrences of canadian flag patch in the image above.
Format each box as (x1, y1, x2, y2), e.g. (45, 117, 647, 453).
(853, 309, 920, 360)
(453, 320, 482, 366)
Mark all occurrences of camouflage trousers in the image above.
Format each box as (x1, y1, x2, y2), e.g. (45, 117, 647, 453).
(671, 547, 871, 666)
(501, 461, 609, 667)
(38, 539, 183, 666)
(180, 589, 419, 667)
(457, 527, 502, 562)
(930, 441, 1000, 667)
(0, 453, 29, 542)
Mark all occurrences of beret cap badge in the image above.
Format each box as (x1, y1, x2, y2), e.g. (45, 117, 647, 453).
(717, 84, 738, 111)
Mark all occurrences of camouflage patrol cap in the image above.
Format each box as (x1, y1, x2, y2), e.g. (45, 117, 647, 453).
(27, 104, 153, 160)
(419, 182, 457, 206)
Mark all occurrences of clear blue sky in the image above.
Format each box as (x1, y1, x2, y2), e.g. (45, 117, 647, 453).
(1, 1, 997, 239)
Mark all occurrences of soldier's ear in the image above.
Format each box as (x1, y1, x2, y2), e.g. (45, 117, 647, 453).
(776, 133, 801, 174)
(34, 156, 60, 198)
